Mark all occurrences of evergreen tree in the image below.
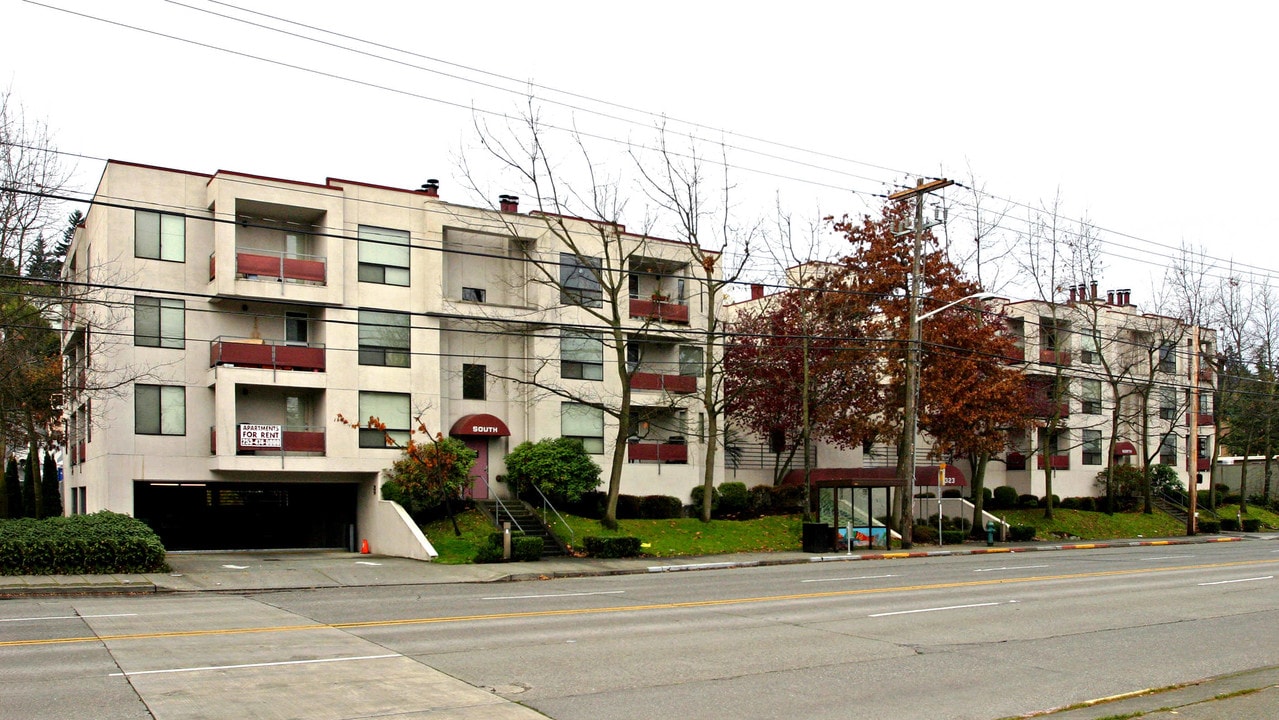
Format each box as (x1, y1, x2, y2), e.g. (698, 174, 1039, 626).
(41, 451, 61, 517)
(21, 455, 37, 517)
(1, 456, 16, 518)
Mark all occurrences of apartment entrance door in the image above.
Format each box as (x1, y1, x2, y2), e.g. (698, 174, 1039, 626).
(449, 413, 511, 501)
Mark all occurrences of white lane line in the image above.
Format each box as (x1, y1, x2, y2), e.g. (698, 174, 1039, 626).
(109, 654, 400, 677)
(973, 565, 1049, 573)
(0, 613, 138, 623)
(354, 561, 382, 566)
(1197, 576, 1274, 586)
(1143, 555, 1195, 561)
(221, 564, 249, 570)
(870, 600, 1017, 618)
(802, 574, 898, 583)
(483, 590, 626, 601)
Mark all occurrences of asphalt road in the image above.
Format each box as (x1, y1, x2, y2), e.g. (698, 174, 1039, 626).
(3, 541, 1278, 719)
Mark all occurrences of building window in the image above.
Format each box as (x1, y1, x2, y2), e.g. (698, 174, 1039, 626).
(679, 345, 704, 377)
(560, 253, 602, 307)
(357, 225, 410, 286)
(561, 402, 604, 454)
(1082, 430, 1103, 466)
(358, 391, 410, 448)
(462, 364, 486, 400)
(462, 287, 486, 303)
(1081, 379, 1102, 415)
(1159, 433, 1177, 466)
(135, 384, 185, 436)
(1081, 333, 1101, 364)
(1159, 387, 1177, 421)
(561, 330, 603, 380)
(1157, 342, 1176, 373)
(358, 310, 410, 367)
(1196, 434, 1211, 464)
(134, 296, 185, 348)
(1039, 316, 1069, 351)
(285, 312, 309, 344)
(135, 211, 185, 262)
(1199, 392, 1213, 415)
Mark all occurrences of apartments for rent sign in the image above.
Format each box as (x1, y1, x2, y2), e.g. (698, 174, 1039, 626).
(239, 424, 283, 448)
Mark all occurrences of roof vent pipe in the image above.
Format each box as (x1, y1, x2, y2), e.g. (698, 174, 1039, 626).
(419, 179, 439, 197)
(499, 195, 520, 213)
(750, 284, 764, 300)
(1107, 290, 1115, 305)
(1090, 280, 1099, 300)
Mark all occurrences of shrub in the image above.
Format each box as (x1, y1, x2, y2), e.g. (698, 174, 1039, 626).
(1242, 518, 1262, 533)
(1248, 494, 1270, 507)
(941, 530, 967, 545)
(949, 516, 973, 533)
(502, 437, 602, 505)
(583, 535, 642, 558)
(770, 484, 806, 513)
(1149, 464, 1183, 493)
(1037, 494, 1060, 509)
(991, 486, 1019, 509)
(915, 492, 936, 499)
(1221, 493, 1242, 505)
(568, 491, 606, 519)
(616, 494, 643, 519)
(1059, 497, 1078, 510)
(747, 485, 774, 514)
(912, 524, 938, 544)
(380, 436, 477, 515)
(1077, 496, 1097, 512)
(1008, 525, 1036, 542)
(1094, 464, 1144, 498)
(1197, 518, 1221, 534)
(639, 495, 683, 519)
(473, 542, 505, 563)
(1018, 494, 1039, 508)
(0, 512, 167, 575)
(942, 488, 963, 498)
(690, 485, 720, 516)
(1220, 517, 1240, 531)
(718, 482, 750, 516)
(511, 535, 544, 562)
(982, 487, 993, 504)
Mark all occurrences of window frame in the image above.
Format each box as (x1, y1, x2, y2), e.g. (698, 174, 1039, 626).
(1159, 387, 1178, 421)
(357, 309, 411, 367)
(1157, 342, 1177, 373)
(561, 402, 604, 454)
(134, 296, 185, 349)
(358, 391, 410, 448)
(1082, 429, 1103, 466)
(679, 345, 704, 377)
(462, 363, 487, 400)
(134, 210, 186, 262)
(560, 253, 603, 307)
(357, 225, 411, 286)
(134, 384, 186, 436)
(461, 287, 486, 303)
(561, 330, 604, 381)
(1159, 433, 1178, 466)
(1081, 378, 1102, 415)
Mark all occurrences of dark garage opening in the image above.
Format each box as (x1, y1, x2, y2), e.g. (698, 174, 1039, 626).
(134, 482, 357, 551)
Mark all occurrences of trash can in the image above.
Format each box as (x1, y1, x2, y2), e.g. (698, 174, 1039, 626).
(802, 522, 832, 553)
(985, 521, 997, 547)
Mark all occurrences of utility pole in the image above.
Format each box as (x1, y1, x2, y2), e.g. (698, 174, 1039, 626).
(1188, 326, 1199, 535)
(887, 177, 953, 549)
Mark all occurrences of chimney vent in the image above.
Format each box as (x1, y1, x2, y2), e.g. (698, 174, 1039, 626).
(499, 194, 520, 213)
(1090, 281, 1099, 300)
(1107, 290, 1115, 305)
(419, 179, 439, 197)
(1068, 286, 1077, 303)
(1120, 289, 1131, 306)
(750, 284, 764, 301)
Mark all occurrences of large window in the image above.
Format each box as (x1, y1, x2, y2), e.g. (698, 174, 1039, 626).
(1081, 379, 1102, 415)
(1082, 429, 1103, 466)
(358, 225, 410, 286)
(1159, 433, 1178, 466)
(358, 310, 410, 367)
(561, 330, 603, 380)
(358, 391, 410, 448)
(1081, 333, 1101, 364)
(560, 253, 602, 307)
(1159, 387, 1177, 420)
(134, 296, 184, 348)
(135, 384, 185, 436)
(1157, 342, 1177, 373)
(462, 364, 486, 400)
(679, 345, 704, 377)
(135, 211, 185, 262)
(561, 402, 604, 454)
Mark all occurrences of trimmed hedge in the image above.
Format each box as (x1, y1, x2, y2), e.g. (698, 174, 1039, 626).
(0, 512, 167, 575)
(718, 482, 750, 515)
(476, 531, 543, 563)
(616, 494, 643, 520)
(639, 495, 683, 519)
(991, 486, 1019, 509)
(1220, 518, 1240, 531)
(1242, 518, 1262, 533)
(1008, 525, 1036, 542)
(912, 524, 938, 544)
(1197, 519, 1221, 534)
(941, 530, 967, 545)
(582, 535, 642, 558)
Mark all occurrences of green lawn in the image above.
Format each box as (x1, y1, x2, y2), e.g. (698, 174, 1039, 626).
(420, 504, 1227, 563)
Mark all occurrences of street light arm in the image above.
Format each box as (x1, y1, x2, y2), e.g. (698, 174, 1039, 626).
(916, 292, 999, 324)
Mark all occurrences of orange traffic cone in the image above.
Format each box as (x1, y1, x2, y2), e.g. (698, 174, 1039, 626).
(360, 539, 370, 554)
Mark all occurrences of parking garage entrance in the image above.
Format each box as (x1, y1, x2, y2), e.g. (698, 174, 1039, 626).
(134, 481, 357, 551)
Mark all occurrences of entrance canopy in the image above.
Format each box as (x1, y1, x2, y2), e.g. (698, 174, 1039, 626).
(1114, 441, 1138, 457)
(781, 465, 967, 488)
(449, 413, 511, 437)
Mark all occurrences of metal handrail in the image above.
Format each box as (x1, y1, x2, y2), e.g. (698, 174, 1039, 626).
(530, 484, 574, 545)
(476, 474, 524, 534)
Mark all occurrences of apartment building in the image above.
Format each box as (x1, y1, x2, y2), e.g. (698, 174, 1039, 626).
(61, 161, 719, 555)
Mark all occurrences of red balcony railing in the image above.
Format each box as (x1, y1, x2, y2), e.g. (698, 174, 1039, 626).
(629, 372, 697, 394)
(210, 337, 326, 372)
(1039, 349, 1072, 366)
(629, 298, 689, 324)
(1036, 454, 1070, 470)
(1002, 347, 1026, 363)
(1186, 413, 1215, 426)
(237, 250, 326, 284)
(626, 441, 689, 464)
(1197, 458, 1211, 471)
(211, 426, 326, 455)
(1006, 452, 1026, 471)
(1198, 368, 1213, 382)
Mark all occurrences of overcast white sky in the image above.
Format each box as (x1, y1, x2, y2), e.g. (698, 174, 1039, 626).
(4, 0, 1276, 304)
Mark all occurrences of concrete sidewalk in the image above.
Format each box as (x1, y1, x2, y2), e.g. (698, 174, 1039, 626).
(0, 533, 1257, 597)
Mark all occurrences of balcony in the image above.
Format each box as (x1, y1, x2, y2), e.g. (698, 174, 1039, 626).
(629, 372, 697, 394)
(1198, 368, 1214, 382)
(1029, 400, 1070, 419)
(1003, 346, 1026, 363)
(1039, 349, 1072, 366)
(209, 249, 326, 285)
(1185, 413, 1215, 426)
(1006, 452, 1026, 471)
(629, 297, 689, 324)
(626, 440, 689, 464)
(210, 337, 325, 372)
(210, 425, 326, 456)
(1036, 454, 1070, 470)
(1197, 458, 1211, 471)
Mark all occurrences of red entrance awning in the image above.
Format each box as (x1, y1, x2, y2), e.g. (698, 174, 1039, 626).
(1114, 441, 1137, 457)
(449, 413, 511, 437)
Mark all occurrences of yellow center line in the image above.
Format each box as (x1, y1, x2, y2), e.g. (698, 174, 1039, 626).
(4, 557, 1275, 648)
